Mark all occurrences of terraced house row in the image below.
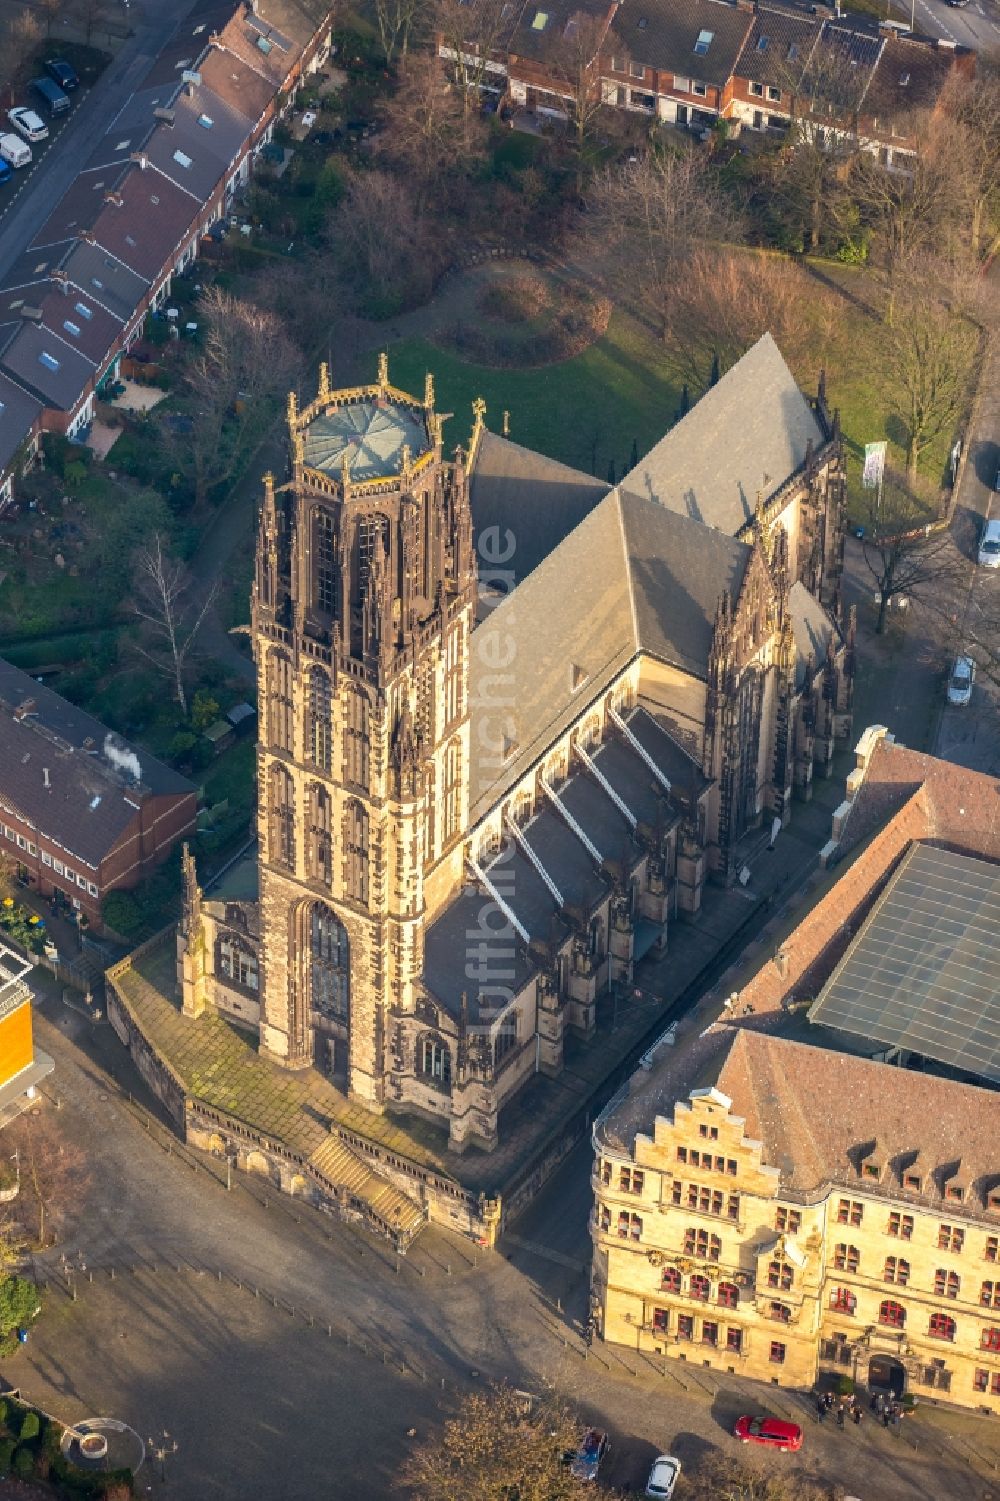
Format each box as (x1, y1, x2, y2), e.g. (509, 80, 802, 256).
(0, 0, 337, 508)
(447, 0, 972, 163)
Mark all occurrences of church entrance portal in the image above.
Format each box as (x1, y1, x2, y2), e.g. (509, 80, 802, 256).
(868, 1355, 905, 1397)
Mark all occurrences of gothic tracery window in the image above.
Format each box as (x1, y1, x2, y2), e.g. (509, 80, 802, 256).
(356, 514, 390, 598)
(493, 1012, 517, 1067)
(309, 904, 349, 1023)
(267, 651, 294, 753)
(308, 783, 332, 885)
(315, 507, 339, 616)
(343, 799, 369, 905)
(217, 933, 258, 991)
(442, 738, 462, 846)
(268, 763, 295, 869)
(419, 1036, 451, 1086)
(308, 669, 332, 773)
(344, 689, 370, 788)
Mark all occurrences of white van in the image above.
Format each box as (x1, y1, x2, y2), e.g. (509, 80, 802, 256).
(978, 517, 1000, 569)
(0, 133, 31, 169)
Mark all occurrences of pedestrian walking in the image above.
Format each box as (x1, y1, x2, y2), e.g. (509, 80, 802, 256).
(882, 1407, 891, 1428)
(837, 1402, 846, 1429)
(816, 1395, 826, 1422)
(853, 1405, 862, 1427)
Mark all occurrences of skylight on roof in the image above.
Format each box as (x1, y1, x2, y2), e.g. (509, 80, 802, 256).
(192, 22, 206, 32)
(74, 302, 93, 319)
(125, 234, 137, 247)
(63, 320, 81, 337)
(91, 277, 104, 290)
(9, 299, 22, 311)
(638, 15, 648, 26)
(197, 114, 214, 129)
(115, 139, 129, 151)
(173, 149, 193, 168)
(256, 35, 272, 53)
(38, 352, 60, 371)
(694, 29, 714, 54)
(33, 262, 47, 275)
(531, 9, 548, 27)
(899, 71, 910, 85)
(757, 34, 769, 49)
(787, 42, 799, 59)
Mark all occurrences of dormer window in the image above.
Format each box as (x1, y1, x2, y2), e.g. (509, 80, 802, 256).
(531, 9, 548, 28)
(948, 1186, 964, 1202)
(904, 1174, 921, 1192)
(694, 29, 714, 55)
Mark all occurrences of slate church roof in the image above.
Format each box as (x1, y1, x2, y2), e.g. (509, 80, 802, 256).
(469, 486, 751, 820)
(619, 333, 826, 535)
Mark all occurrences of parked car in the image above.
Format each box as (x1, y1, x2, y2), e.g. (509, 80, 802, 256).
(30, 77, 70, 117)
(8, 107, 48, 143)
(0, 156, 12, 185)
(734, 1416, 803, 1452)
(45, 58, 79, 91)
(568, 1428, 609, 1481)
(0, 133, 31, 169)
(947, 655, 975, 706)
(978, 517, 1000, 568)
(645, 1454, 682, 1498)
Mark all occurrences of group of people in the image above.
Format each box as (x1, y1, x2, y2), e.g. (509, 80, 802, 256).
(815, 1389, 903, 1431)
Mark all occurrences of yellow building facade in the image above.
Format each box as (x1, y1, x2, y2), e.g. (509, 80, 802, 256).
(592, 1030, 1000, 1414)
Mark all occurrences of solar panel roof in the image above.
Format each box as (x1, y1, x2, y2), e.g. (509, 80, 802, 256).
(807, 844, 1000, 1084)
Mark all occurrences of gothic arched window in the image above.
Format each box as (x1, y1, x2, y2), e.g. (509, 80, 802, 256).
(266, 650, 294, 753)
(442, 738, 462, 846)
(268, 763, 295, 869)
(308, 669, 332, 773)
(343, 799, 369, 905)
(308, 783, 332, 886)
(356, 514, 390, 599)
(419, 1036, 451, 1087)
(217, 932, 258, 992)
(344, 689, 370, 788)
(309, 905, 349, 1023)
(493, 1012, 517, 1067)
(314, 507, 339, 617)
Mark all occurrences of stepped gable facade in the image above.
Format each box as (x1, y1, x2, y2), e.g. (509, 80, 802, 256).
(179, 338, 854, 1154)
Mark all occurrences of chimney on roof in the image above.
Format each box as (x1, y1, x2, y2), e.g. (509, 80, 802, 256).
(14, 698, 37, 720)
(773, 944, 789, 978)
(153, 106, 175, 125)
(129, 153, 149, 170)
(43, 767, 50, 789)
(19, 306, 43, 322)
(105, 191, 124, 207)
(51, 270, 70, 295)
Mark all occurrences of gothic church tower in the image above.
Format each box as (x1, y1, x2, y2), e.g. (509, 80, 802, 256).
(253, 357, 477, 1107)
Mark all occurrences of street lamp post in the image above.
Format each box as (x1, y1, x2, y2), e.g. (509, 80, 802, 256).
(148, 1431, 178, 1484)
(59, 1250, 86, 1302)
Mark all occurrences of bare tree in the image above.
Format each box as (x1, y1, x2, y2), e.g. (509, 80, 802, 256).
(435, 0, 512, 112)
(7, 1113, 89, 1250)
(886, 296, 975, 484)
(373, 0, 428, 65)
(401, 1385, 586, 1501)
(940, 61, 1000, 262)
(686, 1451, 835, 1501)
(586, 147, 743, 343)
(847, 130, 959, 324)
(73, 0, 106, 45)
(131, 536, 217, 715)
(331, 167, 438, 305)
(538, 13, 611, 181)
(860, 470, 960, 634)
(378, 53, 487, 210)
(1, 10, 41, 80)
(171, 289, 298, 505)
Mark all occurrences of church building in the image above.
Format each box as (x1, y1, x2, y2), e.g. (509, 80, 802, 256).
(178, 335, 855, 1155)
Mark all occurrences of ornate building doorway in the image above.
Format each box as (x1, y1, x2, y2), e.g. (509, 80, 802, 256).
(868, 1354, 906, 1397)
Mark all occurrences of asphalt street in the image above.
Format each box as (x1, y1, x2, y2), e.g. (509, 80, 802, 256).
(912, 0, 1000, 50)
(0, 0, 203, 284)
(0, 989, 995, 1501)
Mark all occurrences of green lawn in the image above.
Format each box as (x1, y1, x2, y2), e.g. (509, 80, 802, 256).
(365, 310, 681, 483)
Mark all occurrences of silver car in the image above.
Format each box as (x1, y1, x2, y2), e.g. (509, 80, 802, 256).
(947, 655, 975, 707)
(646, 1454, 682, 1498)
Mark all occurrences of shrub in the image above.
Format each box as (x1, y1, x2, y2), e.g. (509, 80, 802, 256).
(0, 1438, 13, 1473)
(19, 1410, 40, 1442)
(0, 1276, 40, 1347)
(190, 691, 220, 732)
(12, 1445, 35, 1478)
(0, 1397, 7, 1425)
(835, 1374, 856, 1396)
(99, 889, 145, 943)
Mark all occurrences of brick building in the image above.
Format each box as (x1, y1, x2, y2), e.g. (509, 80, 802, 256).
(0, 658, 196, 931)
(591, 734, 1000, 1411)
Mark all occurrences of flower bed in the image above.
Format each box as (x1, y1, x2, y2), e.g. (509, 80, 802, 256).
(0, 898, 46, 955)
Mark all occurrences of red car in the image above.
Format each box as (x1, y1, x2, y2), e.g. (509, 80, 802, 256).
(734, 1415, 803, 1452)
